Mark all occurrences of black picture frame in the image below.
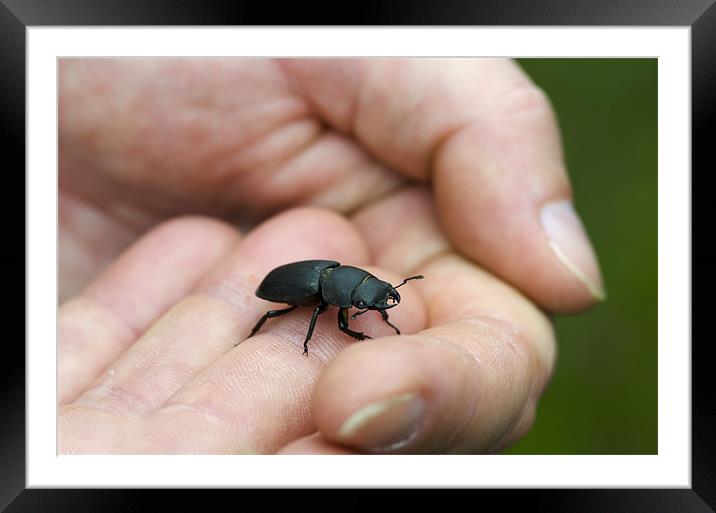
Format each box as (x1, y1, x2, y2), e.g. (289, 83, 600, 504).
(3, 1, 710, 511)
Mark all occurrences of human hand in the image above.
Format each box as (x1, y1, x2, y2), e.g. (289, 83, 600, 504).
(59, 58, 604, 454)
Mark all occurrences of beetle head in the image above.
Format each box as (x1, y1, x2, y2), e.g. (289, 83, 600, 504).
(351, 278, 399, 311)
(351, 274, 424, 311)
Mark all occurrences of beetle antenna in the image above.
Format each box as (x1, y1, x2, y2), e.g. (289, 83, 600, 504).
(394, 275, 424, 289)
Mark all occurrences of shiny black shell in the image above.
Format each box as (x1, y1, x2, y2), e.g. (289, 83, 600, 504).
(319, 265, 372, 307)
(255, 260, 340, 306)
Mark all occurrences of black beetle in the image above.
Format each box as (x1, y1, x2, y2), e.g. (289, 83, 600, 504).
(245, 260, 423, 355)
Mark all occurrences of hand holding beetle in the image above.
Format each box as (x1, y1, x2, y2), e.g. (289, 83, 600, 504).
(58, 58, 604, 454)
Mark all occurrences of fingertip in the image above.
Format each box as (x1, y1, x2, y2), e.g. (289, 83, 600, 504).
(312, 339, 433, 452)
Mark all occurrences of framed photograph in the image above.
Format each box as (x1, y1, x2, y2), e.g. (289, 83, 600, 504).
(5, 0, 709, 510)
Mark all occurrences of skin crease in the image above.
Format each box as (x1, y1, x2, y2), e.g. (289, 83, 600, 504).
(58, 59, 603, 454)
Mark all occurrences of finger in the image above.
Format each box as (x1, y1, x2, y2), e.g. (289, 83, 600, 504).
(110, 264, 426, 454)
(59, 216, 240, 404)
(315, 190, 556, 453)
(278, 433, 358, 455)
(282, 58, 604, 312)
(60, 208, 371, 453)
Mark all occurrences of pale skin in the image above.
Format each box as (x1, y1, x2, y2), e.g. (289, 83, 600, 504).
(59, 58, 604, 454)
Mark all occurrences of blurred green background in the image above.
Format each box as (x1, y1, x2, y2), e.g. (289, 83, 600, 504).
(504, 59, 657, 454)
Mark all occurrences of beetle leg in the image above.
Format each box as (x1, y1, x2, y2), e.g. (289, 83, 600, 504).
(338, 308, 373, 341)
(380, 310, 401, 335)
(302, 302, 328, 355)
(350, 308, 369, 320)
(243, 305, 298, 344)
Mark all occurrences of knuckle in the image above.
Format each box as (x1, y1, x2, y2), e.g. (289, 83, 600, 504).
(476, 83, 563, 163)
(159, 401, 234, 429)
(494, 85, 561, 141)
(75, 382, 154, 417)
(464, 315, 550, 391)
(502, 85, 554, 119)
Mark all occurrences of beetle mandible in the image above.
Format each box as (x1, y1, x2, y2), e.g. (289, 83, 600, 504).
(244, 260, 423, 355)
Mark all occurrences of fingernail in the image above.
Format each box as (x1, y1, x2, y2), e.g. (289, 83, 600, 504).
(337, 393, 426, 450)
(540, 200, 606, 301)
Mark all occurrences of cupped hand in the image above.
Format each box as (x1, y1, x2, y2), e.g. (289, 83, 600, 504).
(58, 58, 604, 454)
